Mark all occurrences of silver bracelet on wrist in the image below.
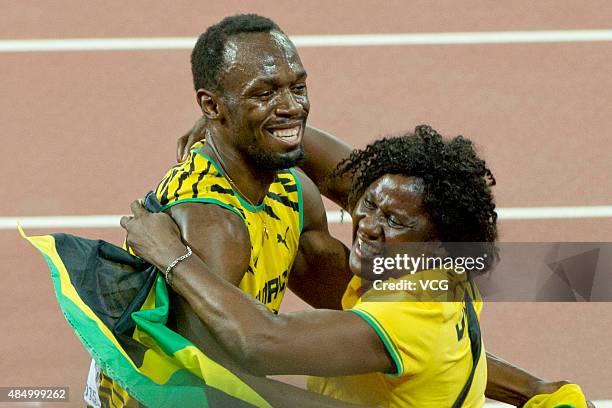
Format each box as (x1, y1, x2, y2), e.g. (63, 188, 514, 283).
(163, 246, 192, 286)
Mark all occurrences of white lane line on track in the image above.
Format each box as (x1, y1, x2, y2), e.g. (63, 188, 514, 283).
(2, 205, 612, 230)
(2, 30, 612, 52)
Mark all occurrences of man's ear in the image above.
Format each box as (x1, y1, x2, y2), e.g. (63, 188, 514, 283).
(196, 88, 222, 120)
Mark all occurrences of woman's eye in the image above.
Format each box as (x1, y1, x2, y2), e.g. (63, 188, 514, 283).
(388, 217, 404, 228)
(255, 90, 273, 98)
(363, 198, 375, 209)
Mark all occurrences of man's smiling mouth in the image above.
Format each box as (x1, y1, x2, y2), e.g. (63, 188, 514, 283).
(264, 124, 302, 145)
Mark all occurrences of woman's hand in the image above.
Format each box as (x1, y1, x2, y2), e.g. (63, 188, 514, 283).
(120, 200, 187, 271)
(531, 380, 594, 408)
(177, 116, 207, 162)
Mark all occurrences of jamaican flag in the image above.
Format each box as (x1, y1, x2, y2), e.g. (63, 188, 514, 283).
(20, 226, 272, 408)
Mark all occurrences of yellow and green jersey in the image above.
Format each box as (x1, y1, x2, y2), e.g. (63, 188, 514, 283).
(308, 270, 487, 408)
(154, 140, 303, 313)
(73, 140, 303, 407)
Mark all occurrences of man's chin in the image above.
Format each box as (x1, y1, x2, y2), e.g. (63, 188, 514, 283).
(248, 144, 305, 171)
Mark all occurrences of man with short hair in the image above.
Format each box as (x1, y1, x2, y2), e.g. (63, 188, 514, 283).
(85, 14, 353, 407)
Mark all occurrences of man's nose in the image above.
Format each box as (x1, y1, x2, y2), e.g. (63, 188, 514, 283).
(275, 89, 302, 117)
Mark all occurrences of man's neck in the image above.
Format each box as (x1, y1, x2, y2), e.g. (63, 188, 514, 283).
(202, 130, 275, 206)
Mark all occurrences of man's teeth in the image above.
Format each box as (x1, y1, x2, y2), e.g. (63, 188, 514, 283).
(272, 127, 300, 138)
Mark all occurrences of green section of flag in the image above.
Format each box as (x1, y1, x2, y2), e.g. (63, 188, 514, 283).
(23, 229, 270, 408)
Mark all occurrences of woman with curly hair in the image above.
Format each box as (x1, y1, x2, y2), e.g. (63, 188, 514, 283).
(121, 125, 497, 407)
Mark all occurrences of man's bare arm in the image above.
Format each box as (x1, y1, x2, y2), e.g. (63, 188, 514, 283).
(288, 170, 353, 310)
(300, 126, 353, 210)
(166, 202, 251, 286)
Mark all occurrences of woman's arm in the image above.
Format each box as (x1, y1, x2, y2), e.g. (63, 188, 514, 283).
(174, 296, 372, 408)
(121, 200, 394, 377)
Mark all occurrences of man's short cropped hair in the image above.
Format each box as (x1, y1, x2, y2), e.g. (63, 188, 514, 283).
(191, 14, 282, 92)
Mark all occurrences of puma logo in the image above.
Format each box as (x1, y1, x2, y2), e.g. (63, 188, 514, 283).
(277, 226, 290, 249)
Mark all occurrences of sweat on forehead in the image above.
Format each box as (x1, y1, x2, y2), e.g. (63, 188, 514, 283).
(190, 13, 285, 91)
(221, 31, 298, 71)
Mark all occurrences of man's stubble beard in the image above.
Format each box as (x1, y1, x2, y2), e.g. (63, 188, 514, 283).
(246, 143, 305, 171)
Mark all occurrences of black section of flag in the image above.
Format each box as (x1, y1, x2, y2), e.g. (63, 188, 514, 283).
(52, 233, 156, 366)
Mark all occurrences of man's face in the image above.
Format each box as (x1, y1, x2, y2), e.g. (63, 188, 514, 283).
(216, 30, 309, 170)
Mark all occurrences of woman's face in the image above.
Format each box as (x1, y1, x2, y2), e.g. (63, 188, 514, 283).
(349, 174, 439, 279)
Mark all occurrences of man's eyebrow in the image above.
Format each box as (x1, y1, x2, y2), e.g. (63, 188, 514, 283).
(245, 70, 308, 89)
(246, 76, 276, 88)
(294, 70, 308, 80)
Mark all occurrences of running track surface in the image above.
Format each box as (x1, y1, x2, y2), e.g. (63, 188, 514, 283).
(1, 2, 611, 405)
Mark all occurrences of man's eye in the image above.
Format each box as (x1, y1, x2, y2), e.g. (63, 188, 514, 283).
(292, 84, 307, 93)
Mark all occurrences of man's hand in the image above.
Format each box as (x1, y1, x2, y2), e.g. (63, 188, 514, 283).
(177, 116, 207, 162)
(120, 200, 187, 271)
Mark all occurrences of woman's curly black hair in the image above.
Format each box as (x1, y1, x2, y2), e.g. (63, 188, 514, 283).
(332, 125, 498, 272)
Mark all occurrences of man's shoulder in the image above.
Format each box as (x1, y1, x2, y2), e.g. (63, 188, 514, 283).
(290, 167, 319, 198)
(166, 201, 249, 242)
(290, 168, 325, 226)
(154, 150, 246, 220)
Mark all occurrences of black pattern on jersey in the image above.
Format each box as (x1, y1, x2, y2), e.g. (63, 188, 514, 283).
(172, 160, 194, 201)
(266, 191, 299, 212)
(210, 184, 234, 196)
(263, 204, 281, 221)
(191, 161, 212, 198)
(159, 167, 180, 206)
(276, 176, 298, 193)
(281, 184, 297, 193)
(276, 172, 293, 184)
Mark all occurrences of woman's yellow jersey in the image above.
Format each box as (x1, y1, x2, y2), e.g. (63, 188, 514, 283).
(309, 270, 487, 407)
